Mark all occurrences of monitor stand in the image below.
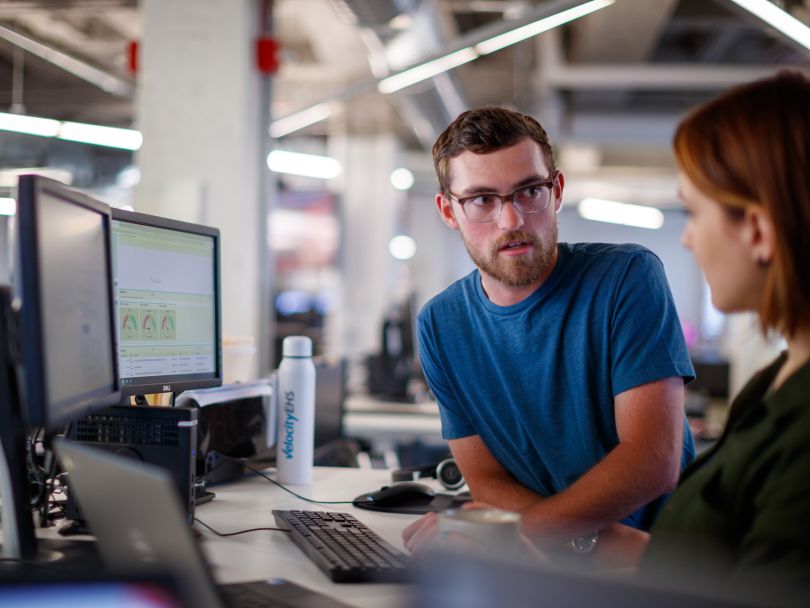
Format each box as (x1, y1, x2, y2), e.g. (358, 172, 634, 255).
(194, 486, 216, 505)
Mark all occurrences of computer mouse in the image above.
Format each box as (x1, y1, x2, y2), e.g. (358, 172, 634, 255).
(352, 481, 436, 509)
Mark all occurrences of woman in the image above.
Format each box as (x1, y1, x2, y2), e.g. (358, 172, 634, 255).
(605, 71, 810, 603)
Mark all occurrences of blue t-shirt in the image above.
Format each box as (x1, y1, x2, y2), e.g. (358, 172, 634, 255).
(417, 243, 696, 529)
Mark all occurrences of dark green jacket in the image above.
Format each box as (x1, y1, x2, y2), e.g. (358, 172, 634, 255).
(641, 353, 810, 603)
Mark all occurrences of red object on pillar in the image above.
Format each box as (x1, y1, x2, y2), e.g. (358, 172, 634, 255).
(127, 40, 139, 74)
(256, 37, 280, 74)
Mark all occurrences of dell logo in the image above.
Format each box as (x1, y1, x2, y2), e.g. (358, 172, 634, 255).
(163, 385, 172, 392)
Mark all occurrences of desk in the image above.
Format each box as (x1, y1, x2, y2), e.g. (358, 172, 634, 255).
(343, 394, 443, 452)
(196, 466, 423, 608)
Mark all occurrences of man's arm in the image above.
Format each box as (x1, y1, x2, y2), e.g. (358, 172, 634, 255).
(458, 377, 684, 546)
(520, 377, 684, 545)
(404, 376, 685, 553)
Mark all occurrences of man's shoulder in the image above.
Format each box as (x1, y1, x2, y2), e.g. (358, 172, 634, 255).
(563, 241, 658, 262)
(419, 270, 478, 319)
(561, 242, 662, 277)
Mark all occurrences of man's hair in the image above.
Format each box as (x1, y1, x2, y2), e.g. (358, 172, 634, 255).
(432, 106, 555, 195)
(674, 71, 810, 336)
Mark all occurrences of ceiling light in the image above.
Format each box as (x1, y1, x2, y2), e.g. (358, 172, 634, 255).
(0, 112, 59, 137)
(58, 121, 143, 151)
(577, 198, 664, 230)
(0, 111, 141, 150)
(378, 47, 478, 94)
(390, 168, 415, 191)
(270, 103, 334, 139)
(267, 150, 341, 179)
(728, 0, 810, 51)
(475, 0, 616, 55)
(0, 197, 16, 216)
(389, 235, 417, 260)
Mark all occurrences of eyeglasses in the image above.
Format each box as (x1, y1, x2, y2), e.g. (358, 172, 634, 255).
(447, 175, 557, 223)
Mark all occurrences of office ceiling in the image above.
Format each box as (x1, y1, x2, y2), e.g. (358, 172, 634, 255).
(0, 0, 809, 196)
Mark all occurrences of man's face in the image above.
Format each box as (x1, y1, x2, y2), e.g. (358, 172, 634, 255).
(437, 138, 563, 290)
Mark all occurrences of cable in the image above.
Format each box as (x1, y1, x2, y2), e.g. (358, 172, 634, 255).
(216, 454, 354, 505)
(193, 517, 289, 537)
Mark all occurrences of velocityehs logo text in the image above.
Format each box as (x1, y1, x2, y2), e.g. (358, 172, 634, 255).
(282, 390, 298, 459)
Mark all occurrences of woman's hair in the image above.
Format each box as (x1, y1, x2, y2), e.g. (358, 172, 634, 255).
(674, 71, 810, 336)
(432, 106, 555, 195)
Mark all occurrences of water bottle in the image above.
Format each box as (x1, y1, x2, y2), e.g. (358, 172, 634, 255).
(276, 336, 316, 484)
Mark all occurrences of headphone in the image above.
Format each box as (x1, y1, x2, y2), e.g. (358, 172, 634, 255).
(391, 457, 465, 491)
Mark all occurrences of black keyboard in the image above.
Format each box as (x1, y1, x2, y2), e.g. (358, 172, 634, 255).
(272, 509, 412, 583)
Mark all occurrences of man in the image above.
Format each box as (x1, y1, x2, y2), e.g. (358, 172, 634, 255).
(403, 107, 695, 557)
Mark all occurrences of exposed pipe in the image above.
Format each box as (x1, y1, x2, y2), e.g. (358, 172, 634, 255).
(0, 23, 134, 98)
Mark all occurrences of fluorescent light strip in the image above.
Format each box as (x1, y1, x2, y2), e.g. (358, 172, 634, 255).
(578, 198, 664, 230)
(271, 103, 334, 139)
(728, 0, 810, 51)
(0, 112, 142, 150)
(377, 47, 478, 94)
(475, 0, 615, 55)
(0, 112, 59, 137)
(267, 150, 341, 179)
(58, 121, 143, 150)
(0, 197, 16, 216)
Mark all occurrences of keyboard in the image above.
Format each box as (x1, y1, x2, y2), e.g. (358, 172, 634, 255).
(272, 509, 412, 583)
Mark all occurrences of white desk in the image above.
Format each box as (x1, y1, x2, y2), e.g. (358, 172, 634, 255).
(196, 466, 425, 608)
(343, 394, 444, 451)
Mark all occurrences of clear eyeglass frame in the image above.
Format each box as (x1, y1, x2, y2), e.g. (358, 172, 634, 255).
(447, 174, 558, 223)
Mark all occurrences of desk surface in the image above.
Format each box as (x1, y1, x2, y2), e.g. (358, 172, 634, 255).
(343, 395, 443, 448)
(197, 466, 423, 608)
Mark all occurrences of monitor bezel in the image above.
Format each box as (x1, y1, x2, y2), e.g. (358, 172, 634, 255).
(111, 208, 222, 399)
(16, 175, 121, 431)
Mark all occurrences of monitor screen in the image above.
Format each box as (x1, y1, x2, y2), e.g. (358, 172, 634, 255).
(110, 210, 221, 398)
(16, 175, 120, 430)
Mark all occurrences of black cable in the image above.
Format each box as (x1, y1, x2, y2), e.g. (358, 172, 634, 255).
(39, 443, 60, 526)
(216, 454, 354, 505)
(193, 517, 289, 537)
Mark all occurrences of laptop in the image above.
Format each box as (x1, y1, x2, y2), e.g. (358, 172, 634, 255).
(54, 438, 351, 608)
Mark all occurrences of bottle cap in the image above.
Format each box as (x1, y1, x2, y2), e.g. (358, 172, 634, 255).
(282, 335, 312, 358)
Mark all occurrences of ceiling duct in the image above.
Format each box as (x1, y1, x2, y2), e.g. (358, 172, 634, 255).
(331, 0, 467, 149)
(331, 0, 422, 30)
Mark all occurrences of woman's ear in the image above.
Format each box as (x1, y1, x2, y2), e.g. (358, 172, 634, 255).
(743, 206, 775, 266)
(436, 193, 460, 230)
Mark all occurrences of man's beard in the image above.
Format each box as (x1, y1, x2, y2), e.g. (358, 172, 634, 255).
(462, 224, 558, 288)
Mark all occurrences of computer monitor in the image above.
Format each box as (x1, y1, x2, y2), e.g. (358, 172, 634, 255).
(16, 176, 120, 429)
(1, 175, 120, 560)
(110, 209, 221, 401)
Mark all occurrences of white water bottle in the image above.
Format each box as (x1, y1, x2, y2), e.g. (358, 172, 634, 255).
(276, 336, 316, 484)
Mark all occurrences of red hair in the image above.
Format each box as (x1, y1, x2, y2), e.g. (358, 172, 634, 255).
(674, 71, 810, 336)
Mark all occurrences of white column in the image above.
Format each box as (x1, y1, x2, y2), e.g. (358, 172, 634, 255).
(326, 134, 401, 362)
(135, 0, 264, 381)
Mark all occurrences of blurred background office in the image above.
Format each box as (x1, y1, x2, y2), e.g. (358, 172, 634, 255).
(0, 0, 808, 446)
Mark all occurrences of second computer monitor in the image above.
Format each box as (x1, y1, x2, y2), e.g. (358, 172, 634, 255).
(110, 209, 222, 400)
